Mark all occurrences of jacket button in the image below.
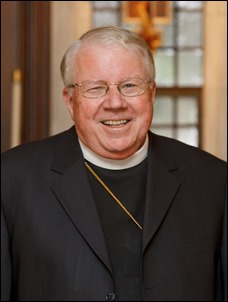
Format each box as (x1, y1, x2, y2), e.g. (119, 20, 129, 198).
(105, 291, 116, 301)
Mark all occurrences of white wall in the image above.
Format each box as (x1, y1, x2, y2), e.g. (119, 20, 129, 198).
(49, 1, 92, 135)
(202, 1, 227, 161)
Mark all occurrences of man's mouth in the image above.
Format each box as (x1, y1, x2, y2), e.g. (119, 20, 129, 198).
(101, 119, 129, 126)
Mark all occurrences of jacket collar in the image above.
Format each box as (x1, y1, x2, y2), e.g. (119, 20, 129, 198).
(50, 127, 113, 273)
(50, 128, 180, 267)
(142, 132, 180, 251)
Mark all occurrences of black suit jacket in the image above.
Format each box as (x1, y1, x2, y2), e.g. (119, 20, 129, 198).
(1, 127, 227, 301)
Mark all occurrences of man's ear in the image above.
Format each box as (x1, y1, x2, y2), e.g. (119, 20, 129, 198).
(62, 87, 74, 120)
(151, 81, 156, 104)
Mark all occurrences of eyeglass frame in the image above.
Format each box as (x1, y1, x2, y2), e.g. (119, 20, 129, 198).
(66, 77, 152, 99)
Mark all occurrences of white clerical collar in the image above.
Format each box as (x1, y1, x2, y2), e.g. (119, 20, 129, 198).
(78, 135, 148, 170)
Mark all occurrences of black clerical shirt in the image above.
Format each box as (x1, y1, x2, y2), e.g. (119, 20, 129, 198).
(86, 159, 148, 301)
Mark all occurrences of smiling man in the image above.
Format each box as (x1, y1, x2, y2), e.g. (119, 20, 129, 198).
(61, 30, 156, 160)
(1, 26, 227, 301)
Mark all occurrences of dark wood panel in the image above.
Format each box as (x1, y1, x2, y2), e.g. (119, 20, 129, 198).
(1, 1, 50, 152)
(1, 1, 19, 152)
(20, 1, 50, 143)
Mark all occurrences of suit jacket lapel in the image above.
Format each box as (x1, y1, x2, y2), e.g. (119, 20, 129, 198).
(49, 128, 180, 268)
(142, 133, 181, 251)
(50, 128, 112, 273)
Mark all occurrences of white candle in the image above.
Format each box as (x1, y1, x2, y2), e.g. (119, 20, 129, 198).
(11, 69, 22, 148)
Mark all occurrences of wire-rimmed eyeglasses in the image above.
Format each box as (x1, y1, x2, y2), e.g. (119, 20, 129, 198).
(66, 78, 151, 99)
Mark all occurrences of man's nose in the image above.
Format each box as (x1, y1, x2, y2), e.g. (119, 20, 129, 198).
(103, 84, 127, 109)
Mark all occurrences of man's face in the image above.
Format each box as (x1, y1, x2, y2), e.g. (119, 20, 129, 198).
(63, 44, 156, 160)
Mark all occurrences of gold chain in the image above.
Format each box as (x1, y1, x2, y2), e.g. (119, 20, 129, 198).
(85, 162, 143, 231)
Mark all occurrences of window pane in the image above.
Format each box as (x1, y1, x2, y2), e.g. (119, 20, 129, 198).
(153, 96, 174, 125)
(93, 1, 119, 8)
(93, 11, 119, 26)
(156, 24, 174, 47)
(154, 49, 175, 87)
(177, 49, 203, 86)
(177, 97, 198, 124)
(177, 12, 202, 47)
(150, 127, 174, 139)
(176, 127, 199, 147)
(175, 1, 204, 9)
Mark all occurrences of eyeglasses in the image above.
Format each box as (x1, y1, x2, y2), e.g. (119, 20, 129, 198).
(67, 78, 151, 99)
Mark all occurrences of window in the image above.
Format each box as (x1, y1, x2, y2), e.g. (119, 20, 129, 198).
(92, 1, 205, 147)
(152, 1, 204, 147)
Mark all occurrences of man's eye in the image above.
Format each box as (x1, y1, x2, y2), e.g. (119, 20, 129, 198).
(88, 86, 105, 92)
(122, 83, 137, 89)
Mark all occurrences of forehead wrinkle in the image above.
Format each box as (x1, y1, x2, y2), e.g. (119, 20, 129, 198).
(73, 44, 147, 83)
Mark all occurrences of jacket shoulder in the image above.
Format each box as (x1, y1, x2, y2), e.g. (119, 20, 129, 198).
(1, 127, 77, 168)
(149, 131, 227, 173)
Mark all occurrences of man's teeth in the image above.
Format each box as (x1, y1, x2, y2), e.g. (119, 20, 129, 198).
(102, 119, 128, 126)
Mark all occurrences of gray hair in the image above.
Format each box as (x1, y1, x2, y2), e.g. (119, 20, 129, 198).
(60, 26, 156, 86)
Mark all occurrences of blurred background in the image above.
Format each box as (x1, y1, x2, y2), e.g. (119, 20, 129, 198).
(1, 1, 227, 161)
